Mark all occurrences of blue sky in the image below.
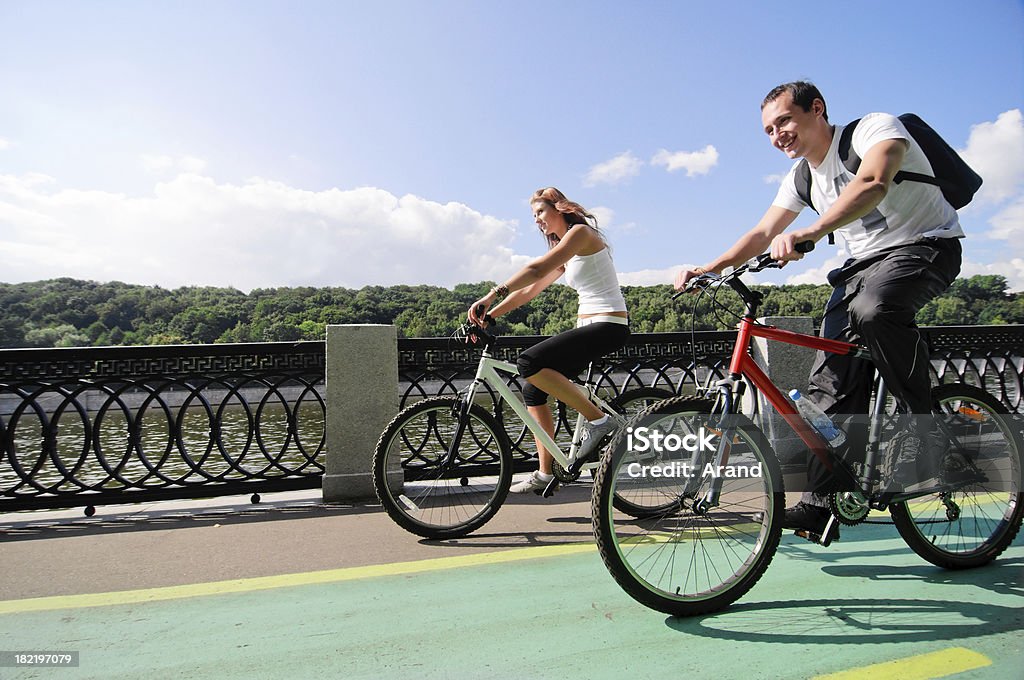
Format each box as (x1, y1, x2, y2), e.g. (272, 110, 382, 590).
(1, 0, 1023, 291)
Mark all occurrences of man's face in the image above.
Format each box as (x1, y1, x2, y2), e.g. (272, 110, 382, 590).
(761, 91, 825, 160)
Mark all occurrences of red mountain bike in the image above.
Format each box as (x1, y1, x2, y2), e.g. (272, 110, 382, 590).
(591, 245, 1023, 616)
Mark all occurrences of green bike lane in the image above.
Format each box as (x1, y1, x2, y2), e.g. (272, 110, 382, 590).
(1, 488, 1021, 680)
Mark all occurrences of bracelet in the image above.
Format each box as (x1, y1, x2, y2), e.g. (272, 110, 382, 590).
(491, 284, 509, 298)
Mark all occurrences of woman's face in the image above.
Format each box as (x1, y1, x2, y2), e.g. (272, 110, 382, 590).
(532, 200, 568, 243)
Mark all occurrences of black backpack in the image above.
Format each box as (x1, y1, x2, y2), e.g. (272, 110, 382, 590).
(794, 113, 983, 243)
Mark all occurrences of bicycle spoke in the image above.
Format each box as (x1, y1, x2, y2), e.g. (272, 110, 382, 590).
(373, 397, 512, 539)
(593, 397, 784, 616)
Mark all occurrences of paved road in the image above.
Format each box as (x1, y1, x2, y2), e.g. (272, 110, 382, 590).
(1, 486, 1021, 679)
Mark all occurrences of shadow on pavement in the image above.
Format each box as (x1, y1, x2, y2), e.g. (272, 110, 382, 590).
(821, 557, 1024, 598)
(0, 498, 382, 543)
(420, 529, 594, 550)
(665, 597, 1022, 644)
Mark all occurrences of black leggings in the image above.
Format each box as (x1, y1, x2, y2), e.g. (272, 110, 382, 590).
(517, 322, 630, 406)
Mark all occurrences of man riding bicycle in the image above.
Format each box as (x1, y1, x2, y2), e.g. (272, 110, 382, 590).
(674, 81, 964, 543)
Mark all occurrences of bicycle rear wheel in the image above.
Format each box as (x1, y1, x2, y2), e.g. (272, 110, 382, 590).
(609, 388, 675, 517)
(890, 383, 1023, 569)
(610, 389, 698, 519)
(611, 387, 674, 420)
(592, 396, 784, 616)
(373, 396, 513, 539)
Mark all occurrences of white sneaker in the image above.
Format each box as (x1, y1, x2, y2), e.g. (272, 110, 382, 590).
(510, 471, 554, 494)
(569, 416, 618, 466)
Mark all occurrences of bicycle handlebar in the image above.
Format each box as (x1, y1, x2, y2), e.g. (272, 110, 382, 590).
(458, 305, 497, 346)
(672, 240, 815, 299)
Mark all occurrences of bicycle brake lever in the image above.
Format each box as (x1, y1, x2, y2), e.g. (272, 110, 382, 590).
(672, 272, 722, 299)
(745, 254, 779, 272)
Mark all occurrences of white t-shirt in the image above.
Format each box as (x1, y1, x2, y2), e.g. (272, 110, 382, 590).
(772, 112, 964, 259)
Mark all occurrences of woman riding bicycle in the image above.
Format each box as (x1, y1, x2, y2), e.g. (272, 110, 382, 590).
(468, 187, 629, 494)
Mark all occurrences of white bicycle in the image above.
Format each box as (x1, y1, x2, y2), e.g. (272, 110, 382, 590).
(373, 321, 672, 539)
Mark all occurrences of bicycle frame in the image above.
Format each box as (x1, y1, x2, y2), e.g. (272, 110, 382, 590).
(735, 320, 868, 458)
(714, 306, 892, 500)
(461, 347, 617, 470)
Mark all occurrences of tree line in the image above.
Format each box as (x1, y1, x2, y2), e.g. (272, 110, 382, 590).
(0, 275, 1020, 349)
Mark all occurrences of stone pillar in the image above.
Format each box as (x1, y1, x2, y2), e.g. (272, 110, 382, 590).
(323, 324, 398, 502)
(752, 317, 816, 469)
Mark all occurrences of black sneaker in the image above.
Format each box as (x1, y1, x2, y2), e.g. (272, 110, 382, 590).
(782, 502, 840, 545)
(883, 430, 937, 493)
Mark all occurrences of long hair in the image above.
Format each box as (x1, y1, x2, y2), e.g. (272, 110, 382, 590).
(531, 187, 601, 248)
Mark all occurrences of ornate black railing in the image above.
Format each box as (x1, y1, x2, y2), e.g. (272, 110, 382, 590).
(1, 342, 326, 512)
(2, 325, 1021, 512)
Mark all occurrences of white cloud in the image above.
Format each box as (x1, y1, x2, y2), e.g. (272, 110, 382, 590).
(651, 145, 719, 177)
(590, 205, 615, 228)
(960, 257, 1024, 292)
(0, 171, 524, 290)
(589, 205, 637, 236)
(617, 266, 684, 287)
(987, 195, 1024, 242)
(763, 173, 786, 185)
(955, 109, 1024, 291)
(0, 137, 10, 151)
(971, 195, 1024, 292)
(618, 265, 770, 288)
(959, 109, 1024, 205)
(584, 151, 643, 186)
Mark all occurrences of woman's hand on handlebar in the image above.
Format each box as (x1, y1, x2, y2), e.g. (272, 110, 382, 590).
(467, 297, 491, 327)
(673, 266, 710, 294)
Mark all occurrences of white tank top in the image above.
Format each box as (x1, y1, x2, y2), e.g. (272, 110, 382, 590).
(563, 247, 627, 315)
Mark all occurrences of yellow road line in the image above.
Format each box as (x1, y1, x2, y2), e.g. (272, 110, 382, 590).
(812, 646, 992, 680)
(0, 542, 595, 615)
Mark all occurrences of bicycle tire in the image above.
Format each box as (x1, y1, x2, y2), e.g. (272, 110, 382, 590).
(890, 383, 1023, 569)
(373, 396, 513, 539)
(592, 396, 785, 616)
(610, 388, 686, 518)
(610, 387, 675, 423)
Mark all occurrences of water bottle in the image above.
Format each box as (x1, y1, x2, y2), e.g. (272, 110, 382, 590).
(788, 389, 847, 448)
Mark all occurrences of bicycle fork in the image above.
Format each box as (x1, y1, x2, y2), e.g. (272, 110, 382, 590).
(442, 352, 491, 472)
(693, 385, 740, 513)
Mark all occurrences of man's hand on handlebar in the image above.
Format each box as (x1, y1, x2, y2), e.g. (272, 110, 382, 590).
(770, 232, 814, 264)
(670, 240, 815, 298)
(673, 267, 713, 295)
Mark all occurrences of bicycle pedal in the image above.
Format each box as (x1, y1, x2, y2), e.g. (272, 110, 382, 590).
(794, 528, 839, 547)
(541, 478, 560, 498)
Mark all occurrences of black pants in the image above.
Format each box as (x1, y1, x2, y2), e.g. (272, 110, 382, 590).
(517, 322, 630, 406)
(803, 237, 962, 497)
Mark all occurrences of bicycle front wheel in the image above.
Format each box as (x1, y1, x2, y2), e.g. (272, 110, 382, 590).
(373, 396, 513, 539)
(890, 383, 1023, 569)
(592, 396, 784, 616)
